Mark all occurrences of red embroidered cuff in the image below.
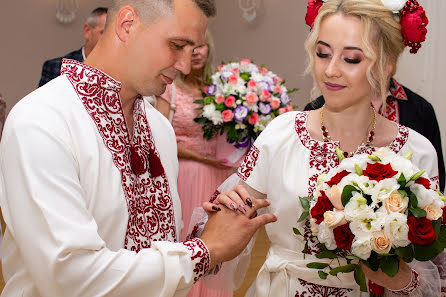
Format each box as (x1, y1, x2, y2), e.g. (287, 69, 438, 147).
(182, 238, 210, 282)
(390, 269, 419, 295)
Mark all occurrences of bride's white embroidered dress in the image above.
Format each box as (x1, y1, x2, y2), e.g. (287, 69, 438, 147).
(223, 111, 442, 297)
(0, 60, 210, 297)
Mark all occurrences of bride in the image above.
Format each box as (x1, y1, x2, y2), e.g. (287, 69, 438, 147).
(201, 0, 444, 296)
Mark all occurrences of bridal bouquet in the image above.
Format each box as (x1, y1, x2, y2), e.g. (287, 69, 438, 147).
(296, 148, 446, 296)
(194, 59, 296, 165)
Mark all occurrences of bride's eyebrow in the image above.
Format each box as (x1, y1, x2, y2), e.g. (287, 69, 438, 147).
(317, 40, 363, 52)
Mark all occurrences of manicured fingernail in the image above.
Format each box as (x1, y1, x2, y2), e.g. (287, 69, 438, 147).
(230, 202, 238, 211)
(246, 198, 253, 208)
(239, 203, 247, 214)
(212, 205, 221, 211)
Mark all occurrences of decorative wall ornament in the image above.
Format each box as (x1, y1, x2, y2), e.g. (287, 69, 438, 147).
(238, 0, 263, 22)
(56, 0, 79, 24)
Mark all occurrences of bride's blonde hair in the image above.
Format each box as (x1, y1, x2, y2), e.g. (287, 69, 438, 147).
(304, 0, 405, 106)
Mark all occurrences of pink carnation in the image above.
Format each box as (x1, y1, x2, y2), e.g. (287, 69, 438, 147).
(215, 95, 225, 104)
(225, 96, 236, 107)
(286, 104, 293, 111)
(240, 59, 251, 65)
(260, 90, 271, 101)
(246, 93, 259, 105)
(248, 112, 259, 125)
(247, 80, 257, 89)
(270, 100, 280, 110)
(273, 76, 284, 85)
(274, 86, 283, 94)
(228, 75, 238, 84)
(222, 110, 234, 122)
(279, 107, 287, 114)
(218, 65, 224, 72)
(232, 68, 240, 75)
(259, 67, 268, 74)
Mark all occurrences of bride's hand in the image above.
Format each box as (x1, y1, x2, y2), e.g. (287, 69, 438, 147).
(360, 260, 412, 291)
(203, 184, 270, 218)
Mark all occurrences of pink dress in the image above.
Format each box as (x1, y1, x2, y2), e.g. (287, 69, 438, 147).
(161, 84, 234, 297)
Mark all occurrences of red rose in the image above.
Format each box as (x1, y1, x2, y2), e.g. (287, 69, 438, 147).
(305, 0, 324, 28)
(401, 8, 428, 43)
(310, 190, 334, 224)
(415, 177, 431, 189)
(363, 162, 398, 182)
(442, 207, 446, 225)
(326, 170, 350, 187)
(333, 223, 355, 250)
(408, 216, 436, 245)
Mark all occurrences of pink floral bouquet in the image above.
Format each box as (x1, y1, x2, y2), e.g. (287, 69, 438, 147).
(296, 148, 446, 296)
(194, 59, 296, 165)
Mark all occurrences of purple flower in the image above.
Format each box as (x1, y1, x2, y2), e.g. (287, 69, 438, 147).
(234, 105, 249, 121)
(206, 84, 217, 95)
(258, 81, 272, 92)
(259, 102, 272, 115)
(280, 92, 291, 105)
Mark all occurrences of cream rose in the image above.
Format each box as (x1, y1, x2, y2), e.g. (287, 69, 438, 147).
(326, 185, 344, 210)
(384, 191, 409, 214)
(425, 203, 443, 221)
(323, 210, 347, 229)
(371, 230, 391, 254)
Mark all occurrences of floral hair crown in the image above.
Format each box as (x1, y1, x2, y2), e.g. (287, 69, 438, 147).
(305, 0, 428, 54)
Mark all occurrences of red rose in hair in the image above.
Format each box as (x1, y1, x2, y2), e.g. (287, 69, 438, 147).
(408, 216, 436, 245)
(305, 0, 324, 28)
(363, 162, 398, 182)
(326, 170, 350, 187)
(415, 176, 431, 189)
(333, 223, 355, 250)
(310, 190, 333, 224)
(401, 8, 428, 43)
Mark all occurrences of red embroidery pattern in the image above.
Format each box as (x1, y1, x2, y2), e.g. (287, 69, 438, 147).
(209, 190, 221, 203)
(61, 60, 177, 252)
(182, 238, 210, 282)
(380, 98, 400, 123)
(294, 112, 409, 196)
(295, 278, 353, 297)
(237, 145, 260, 181)
(390, 79, 408, 101)
(431, 176, 440, 190)
(390, 269, 419, 295)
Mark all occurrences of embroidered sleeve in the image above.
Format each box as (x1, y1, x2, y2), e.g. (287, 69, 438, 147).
(237, 145, 260, 182)
(182, 238, 210, 282)
(390, 269, 419, 295)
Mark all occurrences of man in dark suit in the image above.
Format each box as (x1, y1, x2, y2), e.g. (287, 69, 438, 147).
(38, 7, 108, 87)
(304, 78, 445, 192)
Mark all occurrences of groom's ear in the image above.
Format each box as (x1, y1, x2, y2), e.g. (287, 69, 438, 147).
(115, 6, 136, 42)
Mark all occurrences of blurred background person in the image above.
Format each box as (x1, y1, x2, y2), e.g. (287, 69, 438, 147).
(157, 30, 233, 297)
(38, 7, 108, 87)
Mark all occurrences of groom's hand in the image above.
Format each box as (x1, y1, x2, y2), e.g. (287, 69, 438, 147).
(200, 200, 276, 269)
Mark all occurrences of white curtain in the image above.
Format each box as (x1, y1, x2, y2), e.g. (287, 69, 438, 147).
(395, 0, 446, 163)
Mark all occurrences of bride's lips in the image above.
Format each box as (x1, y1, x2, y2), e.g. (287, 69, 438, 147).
(161, 74, 174, 85)
(325, 82, 346, 91)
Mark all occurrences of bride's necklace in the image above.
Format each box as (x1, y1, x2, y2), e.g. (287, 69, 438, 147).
(320, 106, 376, 158)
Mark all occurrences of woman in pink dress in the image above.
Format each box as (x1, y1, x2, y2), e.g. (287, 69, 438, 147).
(157, 31, 234, 297)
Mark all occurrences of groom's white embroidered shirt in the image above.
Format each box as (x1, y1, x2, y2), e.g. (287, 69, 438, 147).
(0, 60, 209, 297)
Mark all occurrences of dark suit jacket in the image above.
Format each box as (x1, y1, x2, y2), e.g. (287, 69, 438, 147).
(303, 83, 445, 192)
(38, 48, 84, 87)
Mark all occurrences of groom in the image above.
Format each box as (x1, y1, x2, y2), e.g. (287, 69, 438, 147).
(0, 0, 276, 296)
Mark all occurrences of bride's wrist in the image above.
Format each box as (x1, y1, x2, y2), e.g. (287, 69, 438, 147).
(389, 269, 419, 295)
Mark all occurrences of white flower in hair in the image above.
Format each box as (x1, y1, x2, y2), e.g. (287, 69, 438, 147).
(380, 0, 406, 12)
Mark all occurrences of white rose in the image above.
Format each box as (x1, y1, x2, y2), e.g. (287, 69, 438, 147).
(324, 210, 347, 229)
(317, 221, 337, 250)
(384, 212, 411, 248)
(344, 192, 374, 221)
(371, 178, 400, 206)
(384, 191, 409, 214)
(410, 183, 435, 209)
(351, 238, 372, 260)
(381, 0, 406, 12)
(371, 230, 391, 254)
(425, 203, 443, 221)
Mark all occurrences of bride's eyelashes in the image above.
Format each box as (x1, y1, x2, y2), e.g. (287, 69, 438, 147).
(316, 51, 362, 65)
(316, 52, 329, 58)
